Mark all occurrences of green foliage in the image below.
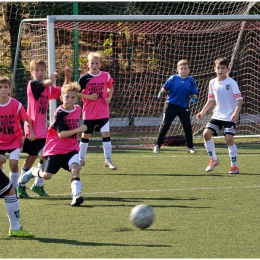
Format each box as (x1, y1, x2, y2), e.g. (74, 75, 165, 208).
(0, 144, 259, 258)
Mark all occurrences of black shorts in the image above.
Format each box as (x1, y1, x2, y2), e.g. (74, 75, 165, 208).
(43, 151, 79, 174)
(205, 119, 236, 136)
(83, 118, 109, 134)
(23, 138, 46, 156)
(0, 169, 12, 197)
(0, 149, 16, 155)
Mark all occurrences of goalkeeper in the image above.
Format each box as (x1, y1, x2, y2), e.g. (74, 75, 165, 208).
(154, 59, 198, 154)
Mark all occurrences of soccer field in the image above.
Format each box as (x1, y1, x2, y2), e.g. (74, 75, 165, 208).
(0, 144, 259, 258)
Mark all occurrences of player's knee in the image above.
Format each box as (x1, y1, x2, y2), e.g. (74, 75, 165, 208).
(41, 172, 52, 180)
(225, 134, 235, 146)
(70, 164, 80, 178)
(9, 160, 18, 172)
(203, 129, 212, 141)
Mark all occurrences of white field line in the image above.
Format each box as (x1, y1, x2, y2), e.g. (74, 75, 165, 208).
(28, 185, 260, 197)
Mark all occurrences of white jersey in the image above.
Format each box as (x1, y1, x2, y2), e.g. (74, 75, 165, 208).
(208, 76, 243, 121)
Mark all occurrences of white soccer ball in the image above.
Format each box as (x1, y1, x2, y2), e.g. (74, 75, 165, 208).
(130, 204, 155, 229)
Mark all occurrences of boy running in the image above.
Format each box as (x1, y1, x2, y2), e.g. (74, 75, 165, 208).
(78, 51, 116, 170)
(196, 57, 243, 174)
(18, 82, 87, 206)
(18, 60, 71, 198)
(0, 76, 35, 191)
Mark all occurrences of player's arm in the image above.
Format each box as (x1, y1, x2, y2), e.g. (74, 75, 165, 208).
(25, 117, 36, 141)
(43, 72, 58, 87)
(63, 66, 72, 85)
(196, 100, 215, 120)
(58, 125, 87, 139)
(105, 86, 114, 104)
(231, 99, 243, 122)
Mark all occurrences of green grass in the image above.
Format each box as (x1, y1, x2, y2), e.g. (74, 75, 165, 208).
(0, 144, 260, 258)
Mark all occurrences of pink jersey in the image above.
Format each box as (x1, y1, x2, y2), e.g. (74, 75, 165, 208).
(78, 71, 114, 120)
(43, 105, 82, 156)
(0, 97, 28, 150)
(24, 80, 61, 139)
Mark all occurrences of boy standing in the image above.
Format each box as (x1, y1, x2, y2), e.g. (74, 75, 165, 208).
(18, 82, 87, 206)
(0, 154, 34, 237)
(0, 76, 35, 191)
(18, 60, 71, 198)
(78, 52, 116, 170)
(154, 59, 198, 154)
(196, 57, 243, 174)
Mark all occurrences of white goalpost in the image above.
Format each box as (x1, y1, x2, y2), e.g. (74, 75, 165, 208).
(12, 14, 260, 146)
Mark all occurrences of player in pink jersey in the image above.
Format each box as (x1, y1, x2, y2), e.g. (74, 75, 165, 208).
(196, 57, 243, 174)
(18, 82, 87, 206)
(0, 76, 35, 192)
(18, 59, 72, 199)
(0, 154, 34, 237)
(78, 51, 116, 170)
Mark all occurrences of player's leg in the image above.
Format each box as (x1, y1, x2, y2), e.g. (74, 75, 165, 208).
(154, 103, 177, 153)
(30, 140, 48, 196)
(79, 120, 94, 168)
(178, 106, 196, 153)
(19, 139, 41, 197)
(224, 122, 239, 174)
(65, 152, 83, 206)
(0, 168, 34, 237)
(9, 148, 21, 190)
(99, 118, 116, 170)
(203, 120, 222, 172)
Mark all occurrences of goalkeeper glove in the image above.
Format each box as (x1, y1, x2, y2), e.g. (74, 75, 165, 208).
(157, 90, 163, 101)
(191, 95, 198, 104)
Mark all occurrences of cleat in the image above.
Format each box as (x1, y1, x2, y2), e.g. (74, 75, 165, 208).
(205, 158, 220, 172)
(104, 159, 117, 170)
(9, 227, 34, 237)
(187, 148, 197, 154)
(153, 145, 160, 154)
(71, 195, 84, 206)
(229, 166, 239, 174)
(18, 167, 39, 184)
(31, 184, 50, 197)
(17, 185, 30, 198)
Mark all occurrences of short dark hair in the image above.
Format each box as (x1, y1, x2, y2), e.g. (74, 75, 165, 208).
(0, 76, 11, 87)
(214, 57, 229, 68)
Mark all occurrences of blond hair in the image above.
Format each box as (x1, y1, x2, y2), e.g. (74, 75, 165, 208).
(61, 81, 80, 95)
(30, 59, 47, 70)
(0, 76, 11, 87)
(88, 51, 102, 63)
(177, 59, 190, 70)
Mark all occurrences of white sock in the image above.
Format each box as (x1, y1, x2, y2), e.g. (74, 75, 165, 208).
(228, 144, 238, 167)
(10, 171, 19, 189)
(103, 141, 112, 160)
(204, 139, 217, 160)
(5, 195, 21, 231)
(79, 142, 88, 160)
(71, 179, 82, 197)
(34, 176, 44, 187)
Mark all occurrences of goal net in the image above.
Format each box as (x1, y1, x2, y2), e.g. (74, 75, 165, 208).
(13, 14, 260, 146)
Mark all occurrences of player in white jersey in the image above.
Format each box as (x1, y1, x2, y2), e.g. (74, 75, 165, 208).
(196, 57, 243, 174)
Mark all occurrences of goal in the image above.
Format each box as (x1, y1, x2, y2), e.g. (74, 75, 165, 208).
(12, 14, 260, 146)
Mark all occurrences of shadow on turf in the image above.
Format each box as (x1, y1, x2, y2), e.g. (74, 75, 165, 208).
(31, 196, 211, 209)
(2, 237, 171, 247)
